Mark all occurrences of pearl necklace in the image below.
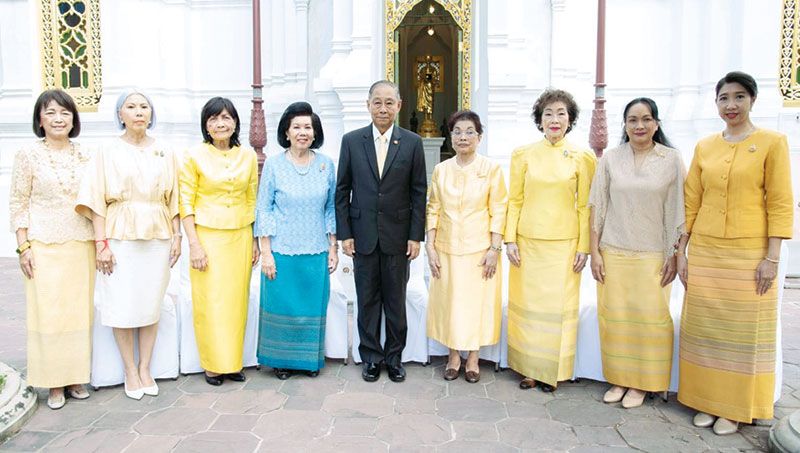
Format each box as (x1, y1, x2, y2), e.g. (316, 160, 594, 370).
(42, 139, 81, 196)
(287, 150, 314, 176)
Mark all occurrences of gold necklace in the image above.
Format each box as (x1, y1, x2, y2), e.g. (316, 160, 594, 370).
(42, 139, 81, 196)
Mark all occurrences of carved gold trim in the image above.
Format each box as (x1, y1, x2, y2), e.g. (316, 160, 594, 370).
(780, 0, 800, 106)
(385, 0, 472, 109)
(39, 0, 103, 112)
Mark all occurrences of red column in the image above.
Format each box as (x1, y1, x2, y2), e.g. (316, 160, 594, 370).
(589, 0, 608, 158)
(250, 0, 267, 176)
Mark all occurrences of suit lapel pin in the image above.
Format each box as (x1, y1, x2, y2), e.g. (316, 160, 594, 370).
(748, 145, 757, 153)
(393, 140, 399, 145)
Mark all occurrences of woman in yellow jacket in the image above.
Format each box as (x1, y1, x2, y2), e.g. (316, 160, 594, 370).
(180, 97, 260, 386)
(505, 89, 596, 392)
(677, 71, 793, 435)
(426, 110, 507, 384)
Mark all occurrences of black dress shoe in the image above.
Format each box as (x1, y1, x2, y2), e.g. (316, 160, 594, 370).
(540, 383, 556, 393)
(304, 370, 319, 378)
(204, 373, 223, 386)
(274, 368, 292, 380)
(225, 371, 246, 382)
(362, 362, 381, 382)
(387, 364, 406, 383)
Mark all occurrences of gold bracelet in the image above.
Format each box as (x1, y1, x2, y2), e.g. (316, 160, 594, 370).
(15, 241, 31, 255)
(764, 256, 780, 264)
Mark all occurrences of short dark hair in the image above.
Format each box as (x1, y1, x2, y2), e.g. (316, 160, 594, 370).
(531, 89, 579, 134)
(200, 97, 241, 147)
(32, 89, 81, 138)
(447, 110, 484, 135)
(368, 80, 401, 101)
(276, 102, 325, 149)
(715, 71, 758, 98)
(620, 97, 674, 148)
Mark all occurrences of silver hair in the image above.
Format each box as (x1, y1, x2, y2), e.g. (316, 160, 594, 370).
(367, 80, 401, 101)
(114, 89, 157, 130)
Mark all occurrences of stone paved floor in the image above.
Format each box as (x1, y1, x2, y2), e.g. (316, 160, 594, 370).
(1, 257, 799, 452)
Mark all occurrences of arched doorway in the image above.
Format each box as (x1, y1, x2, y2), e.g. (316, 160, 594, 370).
(386, 0, 472, 141)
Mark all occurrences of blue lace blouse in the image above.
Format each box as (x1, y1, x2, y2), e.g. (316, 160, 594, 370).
(254, 151, 336, 255)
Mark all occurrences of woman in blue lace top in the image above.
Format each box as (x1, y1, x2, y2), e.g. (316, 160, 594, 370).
(254, 101, 338, 379)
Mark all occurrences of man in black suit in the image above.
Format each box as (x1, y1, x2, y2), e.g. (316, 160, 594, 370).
(335, 80, 427, 383)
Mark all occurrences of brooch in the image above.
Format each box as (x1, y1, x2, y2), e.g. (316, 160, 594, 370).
(154, 150, 164, 157)
(320, 163, 326, 172)
(748, 145, 757, 153)
(563, 150, 570, 158)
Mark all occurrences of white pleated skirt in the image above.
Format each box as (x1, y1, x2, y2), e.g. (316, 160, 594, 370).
(96, 239, 171, 328)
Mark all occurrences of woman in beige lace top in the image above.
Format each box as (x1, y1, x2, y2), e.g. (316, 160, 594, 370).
(588, 98, 686, 409)
(9, 90, 95, 409)
(76, 90, 181, 401)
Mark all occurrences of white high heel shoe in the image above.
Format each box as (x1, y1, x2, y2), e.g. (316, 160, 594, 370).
(142, 381, 159, 397)
(124, 380, 144, 400)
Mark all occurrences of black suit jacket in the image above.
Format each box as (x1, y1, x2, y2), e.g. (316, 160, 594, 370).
(335, 124, 427, 255)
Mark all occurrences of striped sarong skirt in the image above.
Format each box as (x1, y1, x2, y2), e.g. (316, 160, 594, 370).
(597, 249, 673, 392)
(678, 234, 777, 423)
(258, 252, 329, 371)
(507, 236, 580, 387)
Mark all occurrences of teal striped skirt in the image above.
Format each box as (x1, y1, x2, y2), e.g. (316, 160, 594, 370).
(257, 252, 329, 371)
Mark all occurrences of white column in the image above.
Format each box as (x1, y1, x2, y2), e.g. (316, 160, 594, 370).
(294, 0, 309, 85)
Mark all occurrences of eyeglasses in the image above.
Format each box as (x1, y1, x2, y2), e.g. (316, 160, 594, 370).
(451, 130, 478, 138)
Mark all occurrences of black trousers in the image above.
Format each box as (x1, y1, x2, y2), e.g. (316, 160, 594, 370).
(353, 244, 409, 367)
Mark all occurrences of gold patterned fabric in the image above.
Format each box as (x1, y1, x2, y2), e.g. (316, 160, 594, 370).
(76, 138, 179, 240)
(25, 240, 94, 388)
(597, 250, 673, 392)
(508, 236, 579, 387)
(9, 141, 93, 243)
(678, 234, 777, 423)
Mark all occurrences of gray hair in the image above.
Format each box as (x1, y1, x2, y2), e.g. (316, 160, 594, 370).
(367, 80, 401, 101)
(114, 89, 157, 130)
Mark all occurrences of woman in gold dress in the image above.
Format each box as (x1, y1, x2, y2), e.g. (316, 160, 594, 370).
(180, 97, 260, 386)
(426, 110, 507, 383)
(505, 89, 596, 392)
(677, 71, 792, 435)
(10, 90, 94, 409)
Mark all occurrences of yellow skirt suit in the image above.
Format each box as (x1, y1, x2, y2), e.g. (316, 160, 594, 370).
(426, 155, 508, 351)
(179, 143, 259, 373)
(679, 129, 793, 423)
(505, 139, 596, 387)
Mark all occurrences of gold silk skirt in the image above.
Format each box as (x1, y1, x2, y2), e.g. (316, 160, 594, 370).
(25, 240, 94, 388)
(507, 236, 579, 387)
(597, 249, 673, 392)
(678, 234, 777, 423)
(427, 249, 502, 351)
(190, 225, 253, 374)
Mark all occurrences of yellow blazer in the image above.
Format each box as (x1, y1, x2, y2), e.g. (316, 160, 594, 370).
(426, 154, 507, 255)
(685, 129, 793, 239)
(504, 138, 596, 252)
(179, 143, 258, 230)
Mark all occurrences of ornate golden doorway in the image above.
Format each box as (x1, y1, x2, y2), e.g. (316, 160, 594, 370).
(386, 0, 472, 136)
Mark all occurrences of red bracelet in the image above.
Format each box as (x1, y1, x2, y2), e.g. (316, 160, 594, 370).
(95, 239, 109, 252)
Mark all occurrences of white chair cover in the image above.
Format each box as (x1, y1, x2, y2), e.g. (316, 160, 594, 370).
(325, 251, 353, 360)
